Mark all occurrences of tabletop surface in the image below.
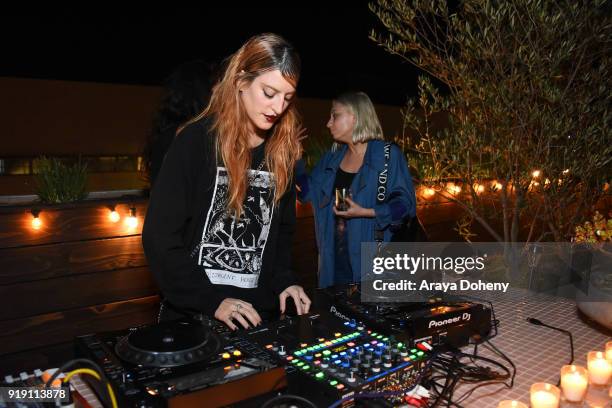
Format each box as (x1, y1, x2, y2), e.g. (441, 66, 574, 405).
(453, 288, 610, 407)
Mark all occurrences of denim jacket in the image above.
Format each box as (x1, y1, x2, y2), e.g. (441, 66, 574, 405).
(296, 140, 416, 288)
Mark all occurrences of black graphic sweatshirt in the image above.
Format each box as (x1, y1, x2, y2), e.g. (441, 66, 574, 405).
(142, 118, 297, 317)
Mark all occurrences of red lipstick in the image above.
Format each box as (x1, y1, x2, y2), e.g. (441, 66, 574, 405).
(264, 114, 277, 123)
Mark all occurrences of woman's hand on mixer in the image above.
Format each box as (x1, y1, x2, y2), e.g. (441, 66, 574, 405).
(214, 298, 262, 330)
(279, 285, 311, 315)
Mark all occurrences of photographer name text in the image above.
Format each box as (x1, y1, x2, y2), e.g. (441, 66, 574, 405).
(372, 279, 510, 293)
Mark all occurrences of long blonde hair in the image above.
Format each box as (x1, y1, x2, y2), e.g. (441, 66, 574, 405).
(182, 33, 302, 218)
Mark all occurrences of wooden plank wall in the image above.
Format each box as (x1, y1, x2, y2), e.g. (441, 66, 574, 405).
(0, 199, 157, 373)
(0, 197, 464, 375)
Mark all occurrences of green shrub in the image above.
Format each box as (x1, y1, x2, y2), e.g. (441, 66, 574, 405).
(34, 157, 88, 203)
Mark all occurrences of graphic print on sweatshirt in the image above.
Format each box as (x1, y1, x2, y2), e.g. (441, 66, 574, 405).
(198, 167, 275, 288)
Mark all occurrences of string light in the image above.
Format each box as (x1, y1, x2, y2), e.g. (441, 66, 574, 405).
(532, 170, 541, 178)
(446, 182, 462, 195)
(421, 187, 436, 198)
(31, 209, 42, 230)
(491, 180, 502, 191)
(108, 205, 120, 223)
(473, 183, 485, 194)
(529, 180, 540, 191)
(125, 207, 138, 230)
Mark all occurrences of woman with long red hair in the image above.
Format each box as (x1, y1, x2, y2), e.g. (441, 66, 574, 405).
(143, 33, 311, 330)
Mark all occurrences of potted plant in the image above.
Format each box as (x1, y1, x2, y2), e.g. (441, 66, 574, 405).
(34, 156, 88, 204)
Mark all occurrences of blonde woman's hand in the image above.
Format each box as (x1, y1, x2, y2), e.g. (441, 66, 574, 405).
(279, 285, 311, 315)
(333, 197, 375, 219)
(214, 298, 262, 330)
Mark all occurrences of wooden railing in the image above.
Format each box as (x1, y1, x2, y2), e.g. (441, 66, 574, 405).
(0, 199, 156, 373)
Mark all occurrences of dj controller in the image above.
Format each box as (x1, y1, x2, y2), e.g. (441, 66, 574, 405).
(320, 286, 492, 347)
(68, 287, 492, 407)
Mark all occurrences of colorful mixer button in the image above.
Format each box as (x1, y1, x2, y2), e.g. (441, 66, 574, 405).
(329, 380, 338, 386)
(315, 372, 325, 379)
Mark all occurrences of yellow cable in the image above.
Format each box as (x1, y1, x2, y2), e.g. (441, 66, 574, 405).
(63, 368, 118, 408)
(63, 368, 101, 382)
(105, 383, 118, 408)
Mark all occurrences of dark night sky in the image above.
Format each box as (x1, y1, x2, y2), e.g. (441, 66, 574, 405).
(0, 4, 420, 106)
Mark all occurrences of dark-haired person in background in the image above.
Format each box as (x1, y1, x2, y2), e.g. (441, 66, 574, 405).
(143, 60, 217, 187)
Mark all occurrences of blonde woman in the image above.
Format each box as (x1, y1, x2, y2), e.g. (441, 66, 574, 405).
(143, 33, 311, 330)
(296, 91, 416, 287)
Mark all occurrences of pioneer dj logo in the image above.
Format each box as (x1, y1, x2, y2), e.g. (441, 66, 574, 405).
(428, 313, 471, 328)
(329, 306, 351, 322)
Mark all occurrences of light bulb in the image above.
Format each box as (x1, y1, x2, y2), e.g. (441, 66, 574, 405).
(109, 210, 120, 223)
(125, 207, 138, 230)
(445, 182, 461, 195)
(31, 216, 42, 230)
(422, 187, 435, 198)
(473, 183, 485, 194)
